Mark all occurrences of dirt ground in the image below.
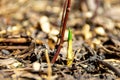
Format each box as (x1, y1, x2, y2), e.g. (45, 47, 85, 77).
(0, 0, 120, 80)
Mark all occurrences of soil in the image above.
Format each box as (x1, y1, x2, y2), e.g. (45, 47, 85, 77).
(0, 0, 120, 80)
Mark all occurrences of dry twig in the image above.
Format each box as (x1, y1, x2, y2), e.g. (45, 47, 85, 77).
(51, 0, 71, 63)
(0, 38, 31, 43)
(0, 46, 28, 50)
(98, 59, 120, 77)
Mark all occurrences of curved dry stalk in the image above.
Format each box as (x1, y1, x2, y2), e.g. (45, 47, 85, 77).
(45, 49, 52, 80)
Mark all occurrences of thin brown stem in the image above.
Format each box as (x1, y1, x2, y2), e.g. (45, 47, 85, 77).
(91, 0, 100, 20)
(56, 0, 68, 45)
(51, 0, 71, 63)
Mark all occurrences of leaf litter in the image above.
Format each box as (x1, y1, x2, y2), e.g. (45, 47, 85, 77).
(0, 0, 120, 80)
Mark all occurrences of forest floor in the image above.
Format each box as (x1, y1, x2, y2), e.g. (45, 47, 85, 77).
(0, 0, 120, 80)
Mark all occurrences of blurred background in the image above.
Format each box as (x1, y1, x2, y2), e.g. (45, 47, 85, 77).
(0, 0, 120, 49)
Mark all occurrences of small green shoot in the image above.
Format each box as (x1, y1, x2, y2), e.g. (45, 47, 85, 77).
(67, 28, 74, 66)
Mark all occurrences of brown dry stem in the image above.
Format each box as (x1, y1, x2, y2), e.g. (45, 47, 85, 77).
(0, 46, 28, 50)
(51, 0, 71, 63)
(0, 38, 31, 43)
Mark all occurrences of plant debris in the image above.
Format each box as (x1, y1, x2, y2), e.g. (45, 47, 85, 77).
(0, 0, 120, 80)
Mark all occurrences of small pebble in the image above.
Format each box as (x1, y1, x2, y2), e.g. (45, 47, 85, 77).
(39, 16, 51, 33)
(12, 62, 23, 68)
(94, 27, 105, 36)
(82, 24, 92, 39)
(1, 49, 10, 55)
(33, 61, 41, 72)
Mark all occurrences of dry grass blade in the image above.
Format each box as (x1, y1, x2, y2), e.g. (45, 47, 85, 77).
(45, 49, 52, 80)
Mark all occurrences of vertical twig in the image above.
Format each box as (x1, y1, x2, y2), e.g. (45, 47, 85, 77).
(51, 0, 71, 63)
(91, 0, 100, 20)
(61, 0, 68, 26)
(56, 0, 68, 45)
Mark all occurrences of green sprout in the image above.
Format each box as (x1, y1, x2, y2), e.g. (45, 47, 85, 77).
(67, 28, 74, 66)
